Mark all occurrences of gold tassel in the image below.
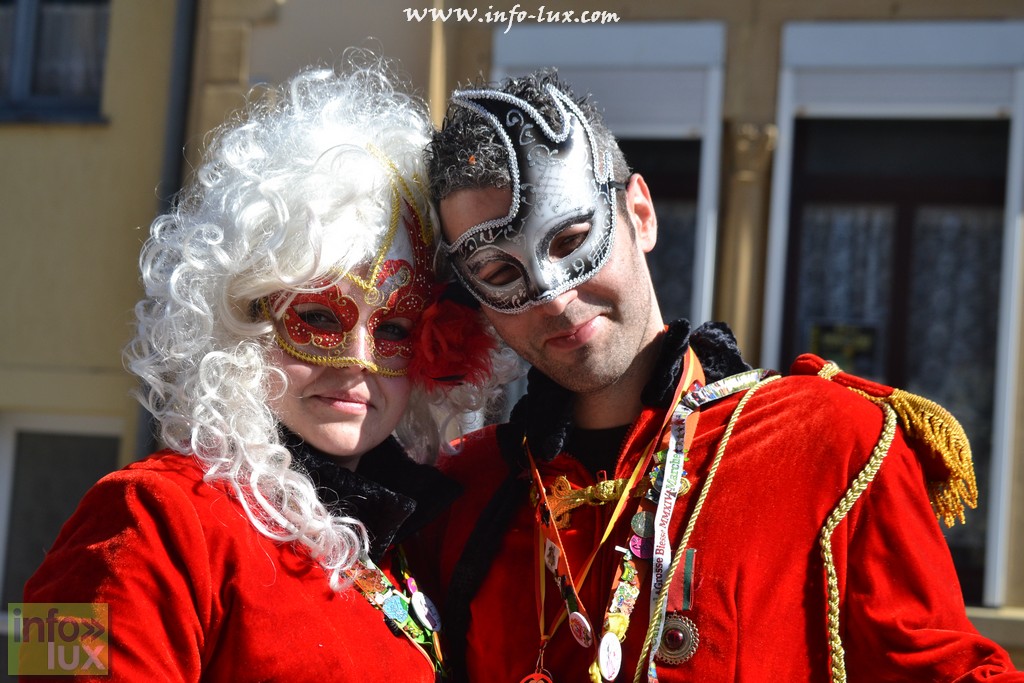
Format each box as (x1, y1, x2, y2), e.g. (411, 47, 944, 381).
(815, 361, 977, 527)
(881, 388, 978, 527)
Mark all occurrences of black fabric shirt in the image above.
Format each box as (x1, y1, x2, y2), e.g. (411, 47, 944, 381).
(283, 429, 461, 563)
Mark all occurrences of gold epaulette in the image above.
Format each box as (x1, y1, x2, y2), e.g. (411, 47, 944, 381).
(793, 353, 977, 527)
(859, 386, 977, 526)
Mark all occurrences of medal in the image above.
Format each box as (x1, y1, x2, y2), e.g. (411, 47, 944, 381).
(411, 590, 442, 632)
(381, 593, 409, 622)
(598, 631, 623, 681)
(519, 673, 553, 683)
(655, 613, 699, 665)
(629, 534, 654, 559)
(568, 611, 594, 647)
(630, 510, 655, 537)
(523, 638, 554, 683)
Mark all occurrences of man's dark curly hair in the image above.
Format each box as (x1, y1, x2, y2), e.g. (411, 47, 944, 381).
(425, 69, 631, 205)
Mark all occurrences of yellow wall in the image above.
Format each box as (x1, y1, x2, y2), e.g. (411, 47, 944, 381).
(0, 0, 178, 461)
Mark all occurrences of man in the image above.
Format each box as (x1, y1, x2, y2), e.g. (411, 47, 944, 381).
(425, 70, 1022, 682)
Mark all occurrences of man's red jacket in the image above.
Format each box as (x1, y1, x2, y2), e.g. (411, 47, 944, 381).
(432, 321, 1022, 682)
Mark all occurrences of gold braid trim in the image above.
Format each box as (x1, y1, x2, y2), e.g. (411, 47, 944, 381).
(816, 362, 977, 528)
(819, 403, 898, 683)
(817, 362, 842, 381)
(532, 476, 650, 529)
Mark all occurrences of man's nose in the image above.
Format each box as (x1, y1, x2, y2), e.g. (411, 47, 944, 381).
(536, 287, 578, 316)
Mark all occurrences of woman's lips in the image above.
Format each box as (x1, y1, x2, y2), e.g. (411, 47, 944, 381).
(313, 393, 370, 414)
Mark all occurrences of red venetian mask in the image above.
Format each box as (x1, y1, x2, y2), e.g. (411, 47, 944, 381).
(265, 198, 436, 376)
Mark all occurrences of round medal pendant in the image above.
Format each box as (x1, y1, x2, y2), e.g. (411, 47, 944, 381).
(519, 673, 553, 683)
(411, 590, 442, 632)
(598, 631, 622, 681)
(655, 613, 699, 665)
(568, 611, 594, 647)
(630, 510, 655, 538)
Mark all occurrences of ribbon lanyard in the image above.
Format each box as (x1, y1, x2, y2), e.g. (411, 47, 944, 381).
(649, 354, 705, 617)
(641, 366, 776, 683)
(526, 347, 704, 654)
(527, 442, 647, 649)
(345, 551, 446, 676)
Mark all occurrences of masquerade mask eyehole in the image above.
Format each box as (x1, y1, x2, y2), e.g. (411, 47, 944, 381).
(548, 219, 593, 261)
(291, 302, 348, 333)
(468, 252, 526, 288)
(374, 317, 413, 342)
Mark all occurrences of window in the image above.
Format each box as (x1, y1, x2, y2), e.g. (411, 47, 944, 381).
(766, 21, 1024, 607)
(0, 0, 110, 120)
(619, 138, 702, 324)
(782, 119, 1009, 604)
(0, 413, 121, 683)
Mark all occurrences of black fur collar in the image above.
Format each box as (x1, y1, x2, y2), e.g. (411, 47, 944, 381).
(505, 319, 751, 463)
(284, 430, 462, 563)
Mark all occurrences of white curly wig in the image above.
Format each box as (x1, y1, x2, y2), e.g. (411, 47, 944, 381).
(124, 52, 510, 589)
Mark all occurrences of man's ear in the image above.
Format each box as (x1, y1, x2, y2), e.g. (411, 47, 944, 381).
(624, 173, 657, 253)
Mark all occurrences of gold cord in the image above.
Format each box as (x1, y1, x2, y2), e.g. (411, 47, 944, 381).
(818, 402, 897, 683)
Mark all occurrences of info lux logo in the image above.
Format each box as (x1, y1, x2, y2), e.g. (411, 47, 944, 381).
(8, 603, 109, 676)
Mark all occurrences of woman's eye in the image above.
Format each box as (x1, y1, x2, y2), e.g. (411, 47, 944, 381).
(474, 260, 523, 287)
(293, 305, 344, 332)
(375, 319, 412, 341)
(550, 224, 591, 259)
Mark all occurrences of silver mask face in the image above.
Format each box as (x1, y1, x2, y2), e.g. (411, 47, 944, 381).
(444, 84, 618, 313)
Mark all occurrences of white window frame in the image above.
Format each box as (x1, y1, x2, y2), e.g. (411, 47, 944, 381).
(0, 412, 123, 633)
(490, 21, 726, 325)
(762, 20, 1024, 606)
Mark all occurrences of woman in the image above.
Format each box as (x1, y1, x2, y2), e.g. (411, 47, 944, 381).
(22, 54, 499, 681)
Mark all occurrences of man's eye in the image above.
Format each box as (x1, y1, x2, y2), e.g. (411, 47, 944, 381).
(293, 305, 344, 332)
(549, 224, 591, 260)
(375, 319, 412, 341)
(474, 260, 523, 287)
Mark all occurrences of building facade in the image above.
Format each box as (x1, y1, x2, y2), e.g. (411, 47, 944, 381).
(1, 0, 1021, 672)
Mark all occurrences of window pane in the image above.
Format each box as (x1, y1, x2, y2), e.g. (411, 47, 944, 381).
(0, 0, 14, 94)
(1, 431, 119, 606)
(31, 0, 108, 99)
(905, 206, 1004, 603)
(618, 138, 702, 324)
(796, 204, 895, 380)
(649, 200, 697, 323)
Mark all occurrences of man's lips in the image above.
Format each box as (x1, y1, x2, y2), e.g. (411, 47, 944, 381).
(545, 316, 599, 351)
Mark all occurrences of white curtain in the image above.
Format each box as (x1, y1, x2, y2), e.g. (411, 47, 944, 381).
(796, 204, 896, 378)
(906, 206, 1003, 554)
(32, 1, 109, 98)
